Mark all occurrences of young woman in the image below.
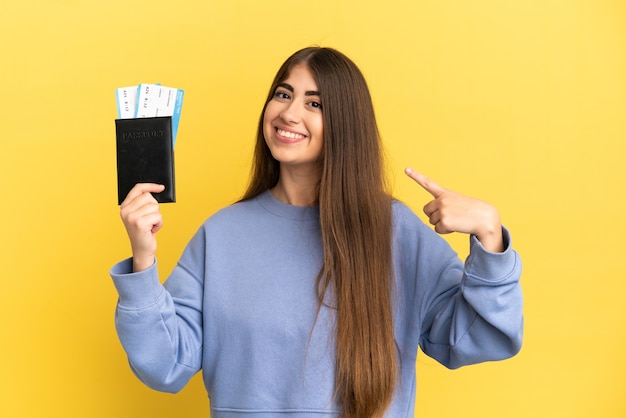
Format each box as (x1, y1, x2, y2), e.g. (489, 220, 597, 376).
(111, 47, 523, 418)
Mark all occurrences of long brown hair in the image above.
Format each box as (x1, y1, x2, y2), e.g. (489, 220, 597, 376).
(241, 47, 397, 418)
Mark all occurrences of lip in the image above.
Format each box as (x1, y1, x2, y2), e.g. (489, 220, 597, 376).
(274, 126, 308, 144)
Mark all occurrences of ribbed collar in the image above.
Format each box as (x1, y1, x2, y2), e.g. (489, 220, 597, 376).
(256, 190, 320, 221)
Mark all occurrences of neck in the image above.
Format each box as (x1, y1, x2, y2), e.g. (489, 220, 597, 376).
(271, 165, 320, 207)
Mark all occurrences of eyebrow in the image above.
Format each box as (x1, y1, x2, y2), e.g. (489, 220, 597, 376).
(276, 82, 320, 97)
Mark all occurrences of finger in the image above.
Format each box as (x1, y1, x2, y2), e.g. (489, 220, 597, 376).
(133, 211, 163, 234)
(120, 192, 159, 221)
(425, 206, 441, 225)
(404, 168, 445, 198)
(150, 216, 164, 234)
(123, 203, 161, 229)
(121, 193, 162, 230)
(423, 200, 438, 217)
(426, 209, 452, 234)
(121, 183, 165, 207)
(433, 222, 453, 235)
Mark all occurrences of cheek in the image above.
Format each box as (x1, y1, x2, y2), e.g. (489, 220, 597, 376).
(264, 100, 281, 121)
(262, 106, 274, 139)
(313, 116, 324, 141)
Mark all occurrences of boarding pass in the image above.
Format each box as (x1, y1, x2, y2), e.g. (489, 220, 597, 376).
(116, 84, 184, 147)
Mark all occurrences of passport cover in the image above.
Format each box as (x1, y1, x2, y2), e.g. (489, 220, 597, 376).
(115, 116, 175, 204)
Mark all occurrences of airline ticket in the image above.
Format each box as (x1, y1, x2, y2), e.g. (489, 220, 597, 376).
(116, 83, 184, 147)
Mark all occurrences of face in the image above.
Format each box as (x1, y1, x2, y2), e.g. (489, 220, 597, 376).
(263, 64, 324, 172)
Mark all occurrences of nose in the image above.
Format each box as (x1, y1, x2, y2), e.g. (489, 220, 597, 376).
(279, 100, 302, 124)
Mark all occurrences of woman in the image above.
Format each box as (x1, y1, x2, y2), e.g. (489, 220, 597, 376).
(111, 47, 523, 418)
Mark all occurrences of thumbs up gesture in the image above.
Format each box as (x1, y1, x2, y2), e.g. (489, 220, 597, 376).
(405, 168, 504, 252)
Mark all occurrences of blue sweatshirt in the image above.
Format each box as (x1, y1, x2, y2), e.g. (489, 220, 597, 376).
(110, 190, 523, 417)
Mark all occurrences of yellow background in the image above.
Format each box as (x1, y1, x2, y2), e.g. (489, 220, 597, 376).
(1, 0, 624, 417)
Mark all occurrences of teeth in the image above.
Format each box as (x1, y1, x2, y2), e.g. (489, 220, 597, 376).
(277, 128, 305, 139)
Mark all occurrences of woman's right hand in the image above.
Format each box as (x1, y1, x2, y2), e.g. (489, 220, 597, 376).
(120, 183, 166, 272)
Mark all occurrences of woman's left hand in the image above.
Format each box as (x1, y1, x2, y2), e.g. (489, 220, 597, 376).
(405, 168, 504, 252)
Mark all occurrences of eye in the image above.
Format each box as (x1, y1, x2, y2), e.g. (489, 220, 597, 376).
(308, 100, 323, 110)
(273, 89, 291, 100)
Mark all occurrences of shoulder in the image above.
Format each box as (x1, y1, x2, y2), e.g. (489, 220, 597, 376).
(391, 199, 430, 235)
(198, 197, 262, 232)
(181, 198, 264, 255)
(390, 199, 456, 257)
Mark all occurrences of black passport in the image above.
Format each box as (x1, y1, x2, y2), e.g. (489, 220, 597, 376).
(115, 116, 175, 204)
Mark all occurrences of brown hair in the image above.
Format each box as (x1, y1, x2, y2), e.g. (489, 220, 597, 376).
(241, 47, 397, 418)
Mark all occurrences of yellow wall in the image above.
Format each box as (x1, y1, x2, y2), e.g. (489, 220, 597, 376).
(1, 0, 624, 417)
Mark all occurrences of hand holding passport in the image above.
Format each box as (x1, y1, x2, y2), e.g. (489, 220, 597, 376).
(115, 84, 184, 204)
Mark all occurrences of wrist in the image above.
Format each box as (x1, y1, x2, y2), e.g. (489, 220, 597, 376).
(474, 206, 504, 252)
(132, 255, 155, 272)
(475, 225, 504, 252)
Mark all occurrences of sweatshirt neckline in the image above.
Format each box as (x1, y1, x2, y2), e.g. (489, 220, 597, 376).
(257, 190, 319, 221)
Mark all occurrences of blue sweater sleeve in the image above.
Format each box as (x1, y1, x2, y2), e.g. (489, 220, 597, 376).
(110, 227, 206, 393)
(418, 227, 523, 369)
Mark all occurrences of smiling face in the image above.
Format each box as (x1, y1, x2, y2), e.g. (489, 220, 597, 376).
(263, 64, 324, 173)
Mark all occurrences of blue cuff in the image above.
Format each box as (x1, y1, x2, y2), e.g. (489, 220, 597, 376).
(110, 258, 164, 309)
(464, 227, 520, 282)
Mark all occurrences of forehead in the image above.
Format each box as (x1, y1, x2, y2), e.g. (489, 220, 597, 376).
(281, 64, 319, 90)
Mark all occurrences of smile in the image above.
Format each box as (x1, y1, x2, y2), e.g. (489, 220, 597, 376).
(276, 128, 306, 140)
